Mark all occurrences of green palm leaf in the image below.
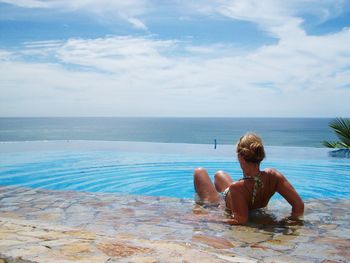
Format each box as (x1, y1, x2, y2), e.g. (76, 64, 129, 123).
(323, 117, 350, 148)
(330, 118, 350, 147)
(322, 141, 338, 148)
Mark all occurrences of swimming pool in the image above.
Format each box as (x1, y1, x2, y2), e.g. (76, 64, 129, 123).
(0, 140, 349, 200)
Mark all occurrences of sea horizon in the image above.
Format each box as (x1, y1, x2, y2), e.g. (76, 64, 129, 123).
(0, 116, 340, 118)
(0, 117, 339, 148)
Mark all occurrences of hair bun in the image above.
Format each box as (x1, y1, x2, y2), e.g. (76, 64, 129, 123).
(237, 133, 265, 163)
(250, 142, 264, 162)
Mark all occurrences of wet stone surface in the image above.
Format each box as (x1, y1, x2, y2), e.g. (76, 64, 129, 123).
(0, 186, 349, 262)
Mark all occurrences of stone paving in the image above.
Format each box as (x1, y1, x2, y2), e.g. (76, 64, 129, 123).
(0, 186, 349, 262)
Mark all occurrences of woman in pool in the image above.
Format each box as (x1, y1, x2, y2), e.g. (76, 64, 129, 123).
(193, 133, 304, 225)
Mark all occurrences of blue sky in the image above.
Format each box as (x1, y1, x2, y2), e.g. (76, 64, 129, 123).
(0, 0, 350, 117)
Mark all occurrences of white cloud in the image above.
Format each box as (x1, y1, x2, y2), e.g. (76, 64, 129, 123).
(0, 50, 13, 60)
(127, 17, 148, 31)
(1, 28, 350, 117)
(185, 0, 348, 41)
(3, 0, 348, 33)
(0, 0, 150, 13)
(1, 0, 349, 116)
(0, 0, 49, 8)
(0, 0, 151, 30)
(53, 37, 176, 73)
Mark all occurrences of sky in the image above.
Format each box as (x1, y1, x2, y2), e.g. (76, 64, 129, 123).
(0, 0, 350, 117)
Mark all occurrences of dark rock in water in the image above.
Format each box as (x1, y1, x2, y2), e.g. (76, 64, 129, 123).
(328, 149, 350, 158)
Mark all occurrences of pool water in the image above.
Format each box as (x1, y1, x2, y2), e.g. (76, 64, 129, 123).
(0, 141, 349, 200)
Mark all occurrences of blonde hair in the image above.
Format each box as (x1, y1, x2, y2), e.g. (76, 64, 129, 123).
(236, 133, 265, 163)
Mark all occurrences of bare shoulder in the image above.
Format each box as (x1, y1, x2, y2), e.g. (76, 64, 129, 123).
(264, 168, 278, 174)
(264, 168, 285, 180)
(229, 180, 244, 192)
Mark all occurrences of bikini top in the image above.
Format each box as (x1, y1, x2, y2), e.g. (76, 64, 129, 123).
(239, 172, 264, 205)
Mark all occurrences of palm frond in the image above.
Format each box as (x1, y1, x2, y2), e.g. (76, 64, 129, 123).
(322, 140, 346, 148)
(329, 118, 350, 147)
(322, 141, 337, 148)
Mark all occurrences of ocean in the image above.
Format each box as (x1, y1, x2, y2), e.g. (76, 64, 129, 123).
(0, 117, 337, 147)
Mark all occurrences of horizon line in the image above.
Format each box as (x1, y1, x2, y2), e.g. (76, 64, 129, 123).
(0, 116, 345, 119)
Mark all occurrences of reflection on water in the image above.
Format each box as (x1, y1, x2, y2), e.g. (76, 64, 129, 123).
(328, 149, 350, 158)
(193, 203, 305, 236)
(248, 208, 279, 226)
(1, 141, 350, 200)
(249, 209, 304, 227)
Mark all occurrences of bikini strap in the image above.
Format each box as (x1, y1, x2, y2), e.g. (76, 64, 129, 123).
(240, 172, 264, 205)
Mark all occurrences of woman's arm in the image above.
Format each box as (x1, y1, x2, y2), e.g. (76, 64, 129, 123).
(227, 185, 249, 225)
(273, 169, 304, 218)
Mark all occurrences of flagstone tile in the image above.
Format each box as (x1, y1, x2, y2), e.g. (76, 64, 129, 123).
(0, 186, 349, 262)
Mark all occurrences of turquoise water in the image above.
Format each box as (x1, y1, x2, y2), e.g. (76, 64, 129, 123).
(0, 141, 349, 200)
(0, 117, 337, 147)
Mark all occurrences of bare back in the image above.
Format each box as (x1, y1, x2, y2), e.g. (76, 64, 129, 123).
(226, 169, 304, 224)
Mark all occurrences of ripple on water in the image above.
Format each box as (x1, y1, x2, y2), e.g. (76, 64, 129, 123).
(0, 146, 349, 200)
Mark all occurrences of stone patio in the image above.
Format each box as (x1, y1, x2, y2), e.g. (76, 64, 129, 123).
(0, 186, 349, 262)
